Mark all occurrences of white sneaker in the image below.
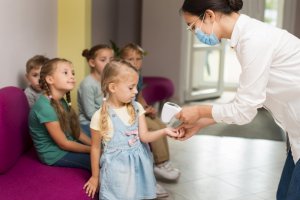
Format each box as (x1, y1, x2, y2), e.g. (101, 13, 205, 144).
(156, 183, 169, 198)
(154, 161, 180, 181)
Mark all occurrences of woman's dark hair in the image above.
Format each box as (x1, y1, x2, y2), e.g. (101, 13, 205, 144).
(181, 0, 243, 18)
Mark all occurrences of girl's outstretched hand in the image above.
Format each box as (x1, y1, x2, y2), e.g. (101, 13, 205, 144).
(164, 127, 185, 138)
(83, 176, 99, 198)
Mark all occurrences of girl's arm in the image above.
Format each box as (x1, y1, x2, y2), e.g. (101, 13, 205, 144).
(45, 121, 90, 153)
(84, 128, 102, 198)
(138, 114, 180, 143)
(78, 131, 91, 145)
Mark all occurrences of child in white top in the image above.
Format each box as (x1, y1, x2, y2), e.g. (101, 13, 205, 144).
(120, 43, 181, 183)
(83, 59, 183, 199)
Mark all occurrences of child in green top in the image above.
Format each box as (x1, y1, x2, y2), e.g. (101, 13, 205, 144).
(29, 58, 91, 170)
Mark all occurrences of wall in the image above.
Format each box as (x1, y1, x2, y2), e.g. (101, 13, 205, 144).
(0, 0, 57, 88)
(241, 0, 265, 21)
(92, 0, 184, 101)
(57, 0, 91, 111)
(92, 0, 118, 46)
(92, 0, 141, 48)
(141, 0, 184, 102)
(294, 1, 300, 38)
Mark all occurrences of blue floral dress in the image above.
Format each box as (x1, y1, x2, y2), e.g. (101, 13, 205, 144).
(99, 102, 156, 200)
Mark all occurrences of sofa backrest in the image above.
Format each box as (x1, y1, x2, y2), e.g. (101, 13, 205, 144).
(0, 86, 31, 173)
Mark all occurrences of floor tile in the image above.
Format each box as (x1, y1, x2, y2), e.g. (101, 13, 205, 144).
(160, 135, 286, 200)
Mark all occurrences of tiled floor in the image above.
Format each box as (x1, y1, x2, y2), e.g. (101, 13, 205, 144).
(157, 135, 286, 200)
(155, 92, 286, 200)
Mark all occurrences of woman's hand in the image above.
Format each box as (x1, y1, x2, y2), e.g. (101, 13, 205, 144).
(176, 124, 202, 141)
(83, 176, 99, 198)
(177, 118, 216, 141)
(176, 105, 212, 125)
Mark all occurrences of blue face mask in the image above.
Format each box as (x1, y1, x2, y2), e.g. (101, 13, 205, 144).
(195, 24, 220, 46)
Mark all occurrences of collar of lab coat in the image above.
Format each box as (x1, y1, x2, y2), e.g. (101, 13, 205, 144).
(230, 14, 250, 49)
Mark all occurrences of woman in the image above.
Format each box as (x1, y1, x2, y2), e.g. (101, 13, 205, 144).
(177, 0, 300, 199)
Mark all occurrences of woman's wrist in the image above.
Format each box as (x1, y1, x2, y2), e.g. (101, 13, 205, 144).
(198, 105, 213, 119)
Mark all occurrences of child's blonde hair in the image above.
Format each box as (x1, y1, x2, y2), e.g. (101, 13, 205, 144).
(39, 58, 80, 139)
(120, 43, 145, 59)
(99, 59, 138, 139)
(26, 55, 49, 73)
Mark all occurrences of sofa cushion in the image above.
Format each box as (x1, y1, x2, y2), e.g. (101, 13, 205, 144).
(0, 86, 31, 173)
(142, 76, 174, 105)
(0, 148, 92, 200)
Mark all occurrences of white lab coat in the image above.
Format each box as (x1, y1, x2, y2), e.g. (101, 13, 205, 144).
(212, 14, 300, 163)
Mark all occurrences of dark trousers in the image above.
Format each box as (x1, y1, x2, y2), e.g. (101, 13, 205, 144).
(53, 152, 91, 171)
(277, 151, 300, 200)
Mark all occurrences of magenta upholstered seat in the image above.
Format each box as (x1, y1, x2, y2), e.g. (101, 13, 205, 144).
(0, 86, 31, 173)
(0, 149, 91, 200)
(0, 86, 93, 200)
(142, 76, 174, 106)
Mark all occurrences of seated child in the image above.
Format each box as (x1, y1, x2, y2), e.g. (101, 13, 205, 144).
(77, 44, 114, 137)
(83, 59, 183, 199)
(24, 55, 49, 107)
(29, 58, 91, 170)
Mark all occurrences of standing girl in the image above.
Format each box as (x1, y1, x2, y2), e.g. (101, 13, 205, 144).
(78, 44, 114, 137)
(29, 58, 91, 170)
(83, 59, 182, 199)
(120, 43, 180, 184)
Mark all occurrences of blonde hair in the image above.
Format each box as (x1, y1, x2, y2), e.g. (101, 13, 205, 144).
(120, 43, 145, 59)
(39, 58, 80, 139)
(99, 59, 138, 139)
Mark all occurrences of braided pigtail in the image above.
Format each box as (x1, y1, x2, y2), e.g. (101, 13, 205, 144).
(66, 91, 80, 139)
(50, 97, 70, 134)
(99, 94, 110, 140)
(126, 102, 136, 125)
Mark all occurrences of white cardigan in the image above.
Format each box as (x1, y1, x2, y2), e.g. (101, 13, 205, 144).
(212, 14, 300, 163)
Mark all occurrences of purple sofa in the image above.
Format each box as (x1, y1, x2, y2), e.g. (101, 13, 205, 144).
(0, 86, 93, 200)
(142, 76, 174, 106)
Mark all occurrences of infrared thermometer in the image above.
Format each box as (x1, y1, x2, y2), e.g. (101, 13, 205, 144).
(161, 102, 183, 128)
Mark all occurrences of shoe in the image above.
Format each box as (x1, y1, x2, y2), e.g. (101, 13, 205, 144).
(154, 161, 180, 181)
(156, 183, 169, 198)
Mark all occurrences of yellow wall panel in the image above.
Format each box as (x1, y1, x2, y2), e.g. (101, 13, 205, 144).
(57, 0, 91, 111)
